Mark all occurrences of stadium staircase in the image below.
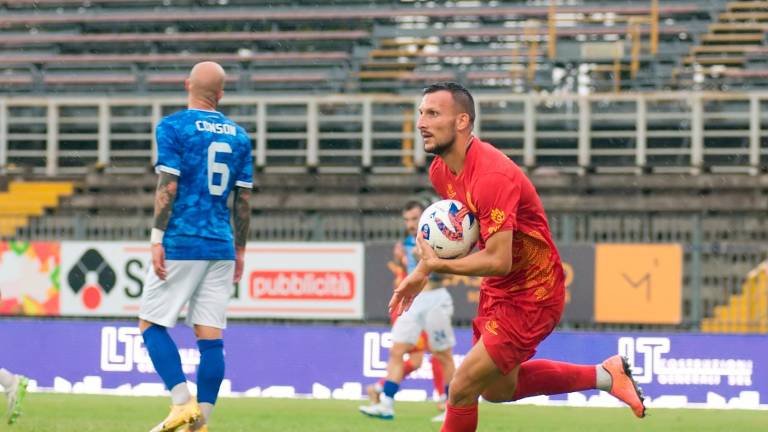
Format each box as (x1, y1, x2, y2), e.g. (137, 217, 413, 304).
(0, 181, 74, 237)
(701, 260, 768, 333)
(675, 1, 768, 86)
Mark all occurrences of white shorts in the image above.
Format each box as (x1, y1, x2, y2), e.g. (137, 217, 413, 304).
(139, 260, 233, 329)
(391, 287, 455, 352)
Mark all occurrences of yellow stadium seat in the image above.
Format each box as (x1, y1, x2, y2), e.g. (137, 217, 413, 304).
(703, 261, 768, 334)
(0, 181, 74, 237)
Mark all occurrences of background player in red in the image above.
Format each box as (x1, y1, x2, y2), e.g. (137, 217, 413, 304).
(390, 82, 646, 432)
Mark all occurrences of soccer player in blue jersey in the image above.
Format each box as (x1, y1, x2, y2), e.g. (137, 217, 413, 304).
(138, 61, 253, 432)
(360, 200, 456, 422)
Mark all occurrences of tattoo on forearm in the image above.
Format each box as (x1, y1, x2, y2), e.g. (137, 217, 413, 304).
(153, 172, 178, 230)
(234, 187, 251, 248)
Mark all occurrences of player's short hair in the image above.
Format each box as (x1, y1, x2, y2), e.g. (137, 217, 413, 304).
(423, 81, 476, 125)
(403, 200, 425, 212)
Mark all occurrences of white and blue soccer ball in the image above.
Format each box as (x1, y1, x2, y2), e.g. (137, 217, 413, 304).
(418, 199, 479, 259)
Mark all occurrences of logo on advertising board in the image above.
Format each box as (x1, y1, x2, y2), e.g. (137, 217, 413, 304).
(235, 243, 364, 319)
(249, 271, 355, 300)
(618, 337, 754, 387)
(0, 241, 60, 316)
(100, 326, 198, 374)
(67, 249, 117, 310)
(596, 244, 682, 324)
(60, 242, 153, 316)
(363, 331, 393, 378)
(362, 331, 465, 381)
(59, 242, 364, 319)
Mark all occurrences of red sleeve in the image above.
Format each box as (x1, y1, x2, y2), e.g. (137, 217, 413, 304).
(471, 172, 520, 242)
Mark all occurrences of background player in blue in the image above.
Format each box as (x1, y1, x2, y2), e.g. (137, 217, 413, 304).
(138, 61, 253, 432)
(360, 200, 456, 422)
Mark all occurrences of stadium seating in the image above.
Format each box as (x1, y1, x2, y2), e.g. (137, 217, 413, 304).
(0, 0, 724, 93)
(2, 0, 767, 331)
(701, 260, 768, 333)
(674, 1, 768, 88)
(0, 181, 74, 236)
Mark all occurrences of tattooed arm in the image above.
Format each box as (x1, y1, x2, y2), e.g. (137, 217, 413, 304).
(232, 186, 251, 283)
(150, 172, 178, 280)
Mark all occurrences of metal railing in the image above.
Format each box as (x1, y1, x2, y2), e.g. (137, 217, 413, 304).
(1, 91, 768, 176)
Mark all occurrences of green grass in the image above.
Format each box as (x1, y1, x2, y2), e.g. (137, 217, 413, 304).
(3, 393, 766, 432)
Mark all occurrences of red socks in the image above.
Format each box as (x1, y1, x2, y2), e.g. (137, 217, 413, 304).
(512, 359, 596, 400)
(431, 355, 445, 395)
(441, 403, 478, 432)
(441, 359, 595, 431)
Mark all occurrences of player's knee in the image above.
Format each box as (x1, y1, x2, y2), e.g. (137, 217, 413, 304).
(447, 370, 481, 405)
(138, 319, 157, 333)
(389, 342, 410, 358)
(194, 324, 222, 340)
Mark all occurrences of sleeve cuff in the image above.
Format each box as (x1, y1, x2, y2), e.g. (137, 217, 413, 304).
(236, 180, 253, 188)
(155, 165, 180, 176)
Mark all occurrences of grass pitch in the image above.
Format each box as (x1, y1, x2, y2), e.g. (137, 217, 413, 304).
(3, 393, 766, 431)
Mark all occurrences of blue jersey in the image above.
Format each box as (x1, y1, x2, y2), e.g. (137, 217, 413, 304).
(155, 109, 253, 260)
(403, 233, 441, 282)
(403, 234, 418, 273)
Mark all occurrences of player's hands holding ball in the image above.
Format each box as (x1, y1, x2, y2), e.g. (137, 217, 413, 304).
(389, 199, 479, 315)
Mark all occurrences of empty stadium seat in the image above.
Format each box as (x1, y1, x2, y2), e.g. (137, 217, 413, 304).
(0, 181, 75, 237)
(0, 0, 723, 94)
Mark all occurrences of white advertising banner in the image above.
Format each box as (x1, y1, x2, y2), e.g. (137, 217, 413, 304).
(60, 242, 365, 319)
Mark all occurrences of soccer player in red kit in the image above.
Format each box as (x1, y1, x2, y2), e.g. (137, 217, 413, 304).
(390, 82, 646, 432)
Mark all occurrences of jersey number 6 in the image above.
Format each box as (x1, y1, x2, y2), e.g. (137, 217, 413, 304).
(207, 141, 231, 196)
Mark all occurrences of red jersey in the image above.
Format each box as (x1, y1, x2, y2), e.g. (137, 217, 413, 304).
(429, 136, 564, 303)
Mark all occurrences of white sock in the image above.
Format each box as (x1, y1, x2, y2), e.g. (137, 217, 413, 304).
(0, 368, 15, 389)
(170, 382, 192, 405)
(596, 365, 612, 391)
(199, 402, 214, 423)
(380, 394, 394, 409)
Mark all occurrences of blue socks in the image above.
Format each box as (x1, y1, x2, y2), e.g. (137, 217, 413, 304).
(383, 380, 399, 399)
(142, 325, 186, 391)
(142, 326, 225, 406)
(197, 339, 225, 405)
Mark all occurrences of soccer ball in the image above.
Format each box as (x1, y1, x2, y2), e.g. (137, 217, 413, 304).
(418, 199, 479, 259)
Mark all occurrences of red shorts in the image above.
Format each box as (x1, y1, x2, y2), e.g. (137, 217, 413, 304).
(472, 289, 564, 375)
